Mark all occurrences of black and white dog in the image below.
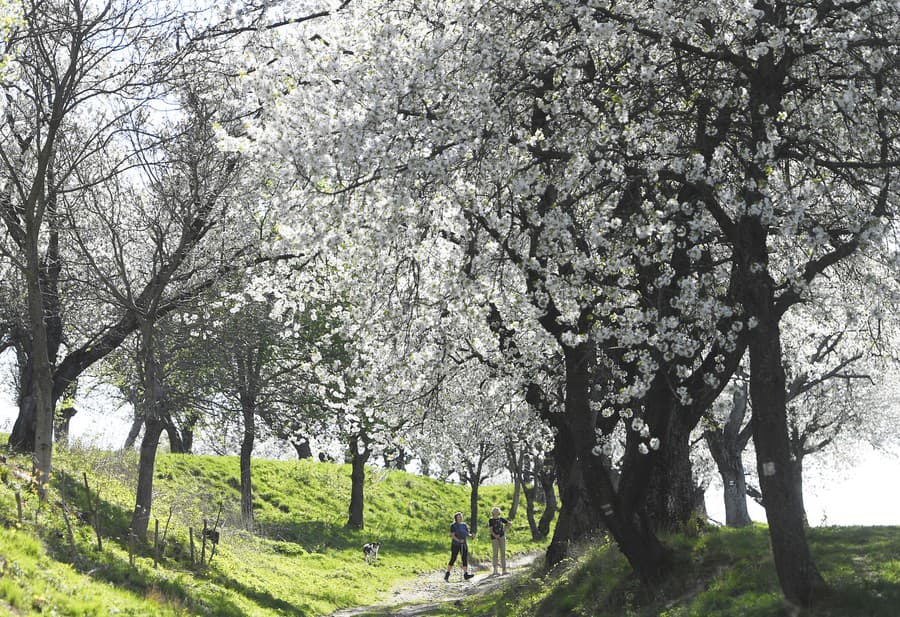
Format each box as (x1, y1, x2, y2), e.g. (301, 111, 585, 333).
(362, 541, 381, 564)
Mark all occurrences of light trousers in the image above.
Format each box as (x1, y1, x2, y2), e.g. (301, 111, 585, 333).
(491, 535, 507, 572)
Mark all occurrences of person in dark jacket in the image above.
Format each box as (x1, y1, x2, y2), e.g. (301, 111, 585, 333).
(444, 511, 474, 581)
(487, 506, 511, 575)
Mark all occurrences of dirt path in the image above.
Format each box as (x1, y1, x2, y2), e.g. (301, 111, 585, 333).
(327, 552, 541, 617)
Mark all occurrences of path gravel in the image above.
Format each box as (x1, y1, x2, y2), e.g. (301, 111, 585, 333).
(327, 552, 542, 617)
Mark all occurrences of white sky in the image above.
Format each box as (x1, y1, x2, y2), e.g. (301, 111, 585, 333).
(1, 374, 899, 526)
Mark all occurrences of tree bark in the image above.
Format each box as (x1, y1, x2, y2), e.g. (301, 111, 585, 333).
(704, 381, 753, 527)
(536, 460, 557, 538)
(9, 354, 36, 452)
(524, 484, 538, 539)
(132, 416, 165, 539)
(347, 433, 369, 530)
(506, 443, 523, 520)
(123, 412, 143, 451)
(790, 456, 807, 527)
(642, 395, 698, 532)
(130, 321, 168, 540)
(706, 427, 753, 527)
(240, 402, 255, 530)
(740, 216, 825, 605)
(544, 413, 602, 567)
(565, 341, 669, 584)
(292, 439, 313, 459)
(164, 417, 186, 454)
(25, 225, 54, 498)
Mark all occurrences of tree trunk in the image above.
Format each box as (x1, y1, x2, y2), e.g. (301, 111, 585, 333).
(123, 412, 143, 450)
(54, 404, 77, 446)
(565, 341, 669, 584)
(179, 411, 199, 454)
(347, 433, 369, 530)
(790, 455, 807, 527)
(132, 417, 165, 539)
(643, 405, 699, 532)
(130, 320, 167, 540)
(9, 210, 64, 459)
(536, 460, 557, 538)
(181, 424, 195, 455)
(164, 417, 186, 454)
(292, 439, 313, 459)
(465, 455, 485, 535)
(469, 479, 480, 535)
(8, 360, 36, 452)
(705, 427, 753, 527)
(545, 420, 602, 567)
(523, 482, 539, 540)
(704, 379, 753, 527)
(240, 403, 255, 530)
(741, 218, 825, 605)
(533, 381, 605, 566)
(507, 443, 523, 519)
(25, 235, 54, 497)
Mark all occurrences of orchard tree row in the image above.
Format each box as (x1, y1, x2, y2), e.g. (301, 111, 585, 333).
(0, 0, 898, 609)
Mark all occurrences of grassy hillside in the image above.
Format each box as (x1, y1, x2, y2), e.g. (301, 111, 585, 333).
(427, 525, 900, 617)
(0, 440, 548, 616)
(5, 439, 899, 617)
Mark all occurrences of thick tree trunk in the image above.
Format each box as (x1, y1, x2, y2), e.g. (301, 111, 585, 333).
(54, 404, 77, 446)
(643, 406, 698, 532)
(347, 433, 369, 530)
(533, 381, 605, 566)
(9, 220, 64, 458)
(132, 417, 165, 539)
(9, 364, 36, 452)
(240, 404, 255, 530)
(565, 342, 669, 584)
(724, 466, 752, 526)
(741, 219, 825, 605)
(25, 241, 54, 497)
(545, 419, 602, 567)
(181, 425, 195, 455)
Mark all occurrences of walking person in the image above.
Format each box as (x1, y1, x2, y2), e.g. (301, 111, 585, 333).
(488, 506, 511, 575)
(444, 511, 475, 581)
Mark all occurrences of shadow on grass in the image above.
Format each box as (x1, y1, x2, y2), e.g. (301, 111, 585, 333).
(56, 469, 134, 541)
(205, 569, 314, 617)
(35, 471, 264, 616)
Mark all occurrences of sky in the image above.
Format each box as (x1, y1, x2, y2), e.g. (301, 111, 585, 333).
(1, 378, 899, 527)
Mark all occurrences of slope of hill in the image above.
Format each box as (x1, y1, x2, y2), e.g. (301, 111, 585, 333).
(427, 525, 900, 617)
(0, 441, 547, 616)
(5, 440, 899, 617)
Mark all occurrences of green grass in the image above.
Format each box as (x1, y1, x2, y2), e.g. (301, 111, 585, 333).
(0, 440, 550, 616)
(4, 437, 899, 617)
(424, 524, 900, 617)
